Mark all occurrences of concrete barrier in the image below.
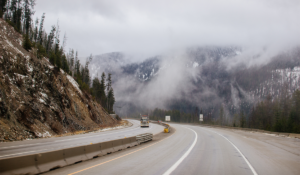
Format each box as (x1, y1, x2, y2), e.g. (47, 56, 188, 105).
(36, 149, 67, 173)
(289, 134, 300, 138)
(0, 131, 155, 175)
(100, 141, 114, 155)
(0, 154, 39, 175)
(85, 143, 103, 159)
(113, 139, 125, 152)
(130, 137, 138, 147)
(123, 137, 132, 148)
(64, 146, 88, 165)
(278, 133, 290, 137)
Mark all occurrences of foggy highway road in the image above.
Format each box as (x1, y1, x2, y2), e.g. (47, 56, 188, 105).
(43, 123, 300, 175)
(0, 120, 164, 159)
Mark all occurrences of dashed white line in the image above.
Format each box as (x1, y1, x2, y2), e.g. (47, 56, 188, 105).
(163, 127, 197, 175)
(0, 149, 48, 158)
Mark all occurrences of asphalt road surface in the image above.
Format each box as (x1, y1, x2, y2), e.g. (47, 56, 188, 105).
(0, 120, 163, 159)
(43, 123, 300, 175)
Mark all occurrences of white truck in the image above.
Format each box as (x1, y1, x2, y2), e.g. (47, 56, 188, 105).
(140, 115, 149, 127)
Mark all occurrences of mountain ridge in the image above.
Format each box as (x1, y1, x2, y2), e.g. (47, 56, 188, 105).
(89, 46, 300, 119)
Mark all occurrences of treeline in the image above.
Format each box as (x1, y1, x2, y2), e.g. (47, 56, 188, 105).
(150, 107, 201, 123)
(248, 89, 300, 133)
(215, 87, 300, 133)
(92, 73, 115, 113)
(150, 89, 300, 133)
(0, 0, 116, 113)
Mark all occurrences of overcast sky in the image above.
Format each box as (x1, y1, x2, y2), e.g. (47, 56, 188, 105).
(33, 0, 300, 59)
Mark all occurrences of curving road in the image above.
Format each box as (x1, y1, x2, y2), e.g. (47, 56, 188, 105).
(42, 123, 300, 175)
(0, 120, 164, 159)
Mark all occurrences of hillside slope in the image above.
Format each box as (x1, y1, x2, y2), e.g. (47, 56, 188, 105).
(89, 46, 300, 119)
(0, 19, 117, 142)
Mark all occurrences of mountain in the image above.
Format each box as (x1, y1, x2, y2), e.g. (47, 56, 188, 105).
(89, 46, 300, 119)
(89, 52, 161, 82)
(89, 52, 128, 80)
(0, 18, 117, 142)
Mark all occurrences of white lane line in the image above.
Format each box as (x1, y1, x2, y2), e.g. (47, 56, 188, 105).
(0, 149, 49, 158)
(163, 127, 197, 175)
(212, 131, 258, 175)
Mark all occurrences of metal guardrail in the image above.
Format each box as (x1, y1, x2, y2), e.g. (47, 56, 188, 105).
(149, 120, 171, 133)
(136, 133, 153, 144)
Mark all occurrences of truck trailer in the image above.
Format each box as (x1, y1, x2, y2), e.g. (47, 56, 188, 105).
(140, 115, 149, 127)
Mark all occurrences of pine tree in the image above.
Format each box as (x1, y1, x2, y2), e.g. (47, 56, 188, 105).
(37, 13, 45, 45)
(43, 30, 47, 47)
(8, 0, 22, 32)
(3, 0, 10, 19)
(9, 0, 17, 21)
(61, 54, 69, 73)
(106, 73, 112, 91)
(83, 54, 92, 86)
(49, 51, 56, 65)
(23, 0, 35, 35)
(240, 110, 246, 128)
(46, 25, 55, 54)
(74, 50, 78, 76)
(33, 17, 38, 42)
(288, 90, 300, 133)
(106, 73, 112, 110)
(55, 45, 61, 69)
(62, 32, 67, 52)
(23, 34, 31, 51)
(15, 0, 22, 32)
(100, 72, 107, 107)
(0, 0, 7, 18)
(54, 22, 61, 69)
(92, 77, 101, 101)
(107, 88, 115, 113)
(219, 105, 224, 125)
(273, 104, 282, 132)
(75, 59, 80, 76)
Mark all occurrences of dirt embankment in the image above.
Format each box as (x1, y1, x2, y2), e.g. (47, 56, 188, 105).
(0, 18, 118, 142)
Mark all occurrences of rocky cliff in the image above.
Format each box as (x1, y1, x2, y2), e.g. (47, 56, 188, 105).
(0, 18, 117, 142)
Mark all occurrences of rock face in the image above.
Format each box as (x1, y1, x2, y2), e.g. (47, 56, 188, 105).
(0, 18, 117, 141)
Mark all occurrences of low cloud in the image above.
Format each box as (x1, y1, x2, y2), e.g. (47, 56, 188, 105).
(34, 0, 300, 59)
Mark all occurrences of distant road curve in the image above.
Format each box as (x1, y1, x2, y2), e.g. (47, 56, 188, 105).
(43, 123, 300, 175)
(0, 120, 164, 159)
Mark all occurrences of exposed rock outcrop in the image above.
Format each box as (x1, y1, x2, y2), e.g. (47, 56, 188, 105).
(0, 18, 117, 142)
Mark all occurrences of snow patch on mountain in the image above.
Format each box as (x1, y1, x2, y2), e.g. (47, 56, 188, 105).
(193, 62, 199, 68)
(66, 74, 82, 95)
